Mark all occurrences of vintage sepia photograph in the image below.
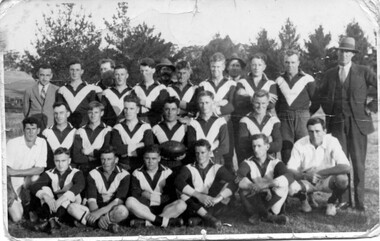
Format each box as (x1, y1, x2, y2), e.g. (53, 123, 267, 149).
(0, 0, 379, 240)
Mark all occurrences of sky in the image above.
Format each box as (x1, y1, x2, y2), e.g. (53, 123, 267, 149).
(0, 0, 378, 54)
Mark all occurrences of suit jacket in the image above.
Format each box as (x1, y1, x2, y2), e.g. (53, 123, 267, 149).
(23, 82, 59, 128)
(311, 63, 377, 135)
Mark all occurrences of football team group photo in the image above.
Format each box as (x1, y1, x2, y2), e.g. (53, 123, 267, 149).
(2, 0, 379, 239)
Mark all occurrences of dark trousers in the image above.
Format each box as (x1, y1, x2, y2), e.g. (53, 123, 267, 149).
(278, 110, 310, 164)
(329, 115, 367, 208)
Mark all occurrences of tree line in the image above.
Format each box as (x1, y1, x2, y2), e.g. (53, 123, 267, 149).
(4, 2, 377, 86)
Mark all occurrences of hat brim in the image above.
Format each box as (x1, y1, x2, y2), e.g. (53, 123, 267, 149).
(227, 58, 246, 68)
(335, 47, 359, 53)
(156, 64, 176, 71)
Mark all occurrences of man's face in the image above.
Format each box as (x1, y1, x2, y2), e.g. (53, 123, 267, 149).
(284, 54, 300, 76)
(195, 146, 211, 166)
(210, 61, 225, 79)
(54, 105, 70, 125)
(250, 58, 266, 77)
(24, 123, 40, 143)
(114, 68, 128, 87)
(140, 65, 155, 81)
(160, 66, 173, 80)
(337, 49, 355, 66)
(38, 68, 53, 86)
(198, 96, 213, 115)
(100, 62, 113, 74)
(54, 153, 71, 174)
(252, 96, 269, 115)
(88, 107, 103, 124)
(123, 101, 139, 121)
(163, 102, 179, 122)
(252, 138, 269, 160)
(308, 123, 326, 147)
(144, 152, 161, 171)
(101, 152, 118, 173)
(177, 68, 191, 84)
(69, 64, 84, 81)
(227, 60, 242, 78)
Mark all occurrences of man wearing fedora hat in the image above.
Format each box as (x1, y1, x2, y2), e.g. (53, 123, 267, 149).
(156, 58, 176, 87)
(311, 36, 377, 211)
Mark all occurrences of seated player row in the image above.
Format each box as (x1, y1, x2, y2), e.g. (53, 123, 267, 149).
(8, 114, 350, 233)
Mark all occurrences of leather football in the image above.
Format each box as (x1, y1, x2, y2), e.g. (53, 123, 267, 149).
(160, 141, 187, 158)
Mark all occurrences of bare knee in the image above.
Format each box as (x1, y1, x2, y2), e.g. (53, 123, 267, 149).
(125, 197, 138, 210)
(110, 205, 129, 223)
(288, 181, 301, 196)
(9, 202, 23, 223)
(175, 200, 187, 213)
(334, 174, 349, 189)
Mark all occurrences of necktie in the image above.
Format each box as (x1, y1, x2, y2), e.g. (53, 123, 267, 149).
(339, 67, 347, 84)
(41, 85, 46, 101)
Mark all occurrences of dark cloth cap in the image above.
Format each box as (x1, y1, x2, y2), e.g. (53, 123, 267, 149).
(156, 58, 175, 72)
(227, 53, 246, 69)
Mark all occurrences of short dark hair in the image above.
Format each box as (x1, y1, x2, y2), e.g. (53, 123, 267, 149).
(114, 64, 128, 72)
(123, 94, 140, 107)
(53, 102, 70, 112)
(38, 63, 53, 71)
(99, 145, 117, 156)
(251, 133, 269, 144)
(54, 147, 71, 156)
(22, 117, 41, 129)
(144, 144, 161, 155)
(99, 58, 115, 69)
(194, 139, 211, 151)
(250, 52, 267, 64)
(68, 58, 82, 68)
(197, 90, 214, 102)
(176, 61, 192, 71)
(139, 58, 156, 68)
(306, 117, 326, 129)
(163, 96, 180, 108)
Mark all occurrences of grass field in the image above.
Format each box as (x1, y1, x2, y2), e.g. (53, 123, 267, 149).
(5, 112, 379, 239)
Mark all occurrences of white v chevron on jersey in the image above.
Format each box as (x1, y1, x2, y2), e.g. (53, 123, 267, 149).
(238, 78, 275, 97)
(133, 166, 172, 195)
(77, 126, 111, 151)
(58, 85, 97, 112)
(276, 75, 314, 106)
(113, 123, 151, 145)
(133, 84, 166, 113)
(180, 163, 222, 201)
(152, 123, 186, 144)
(189, 118, 226, 147)
(244, 158, 281, 183)
(103, 88, 131, 116)
(42, 127, 76, 152)
(199, 80, 236, 102)
(46, 168, 80, 194)
(90, 166, 129, 203)
(167, 85, 196, 103)
(240, 115, 280, 136)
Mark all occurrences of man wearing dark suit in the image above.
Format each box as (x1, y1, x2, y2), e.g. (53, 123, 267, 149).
(311, 37, 377, 211)
(23, 64, 59, 130)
